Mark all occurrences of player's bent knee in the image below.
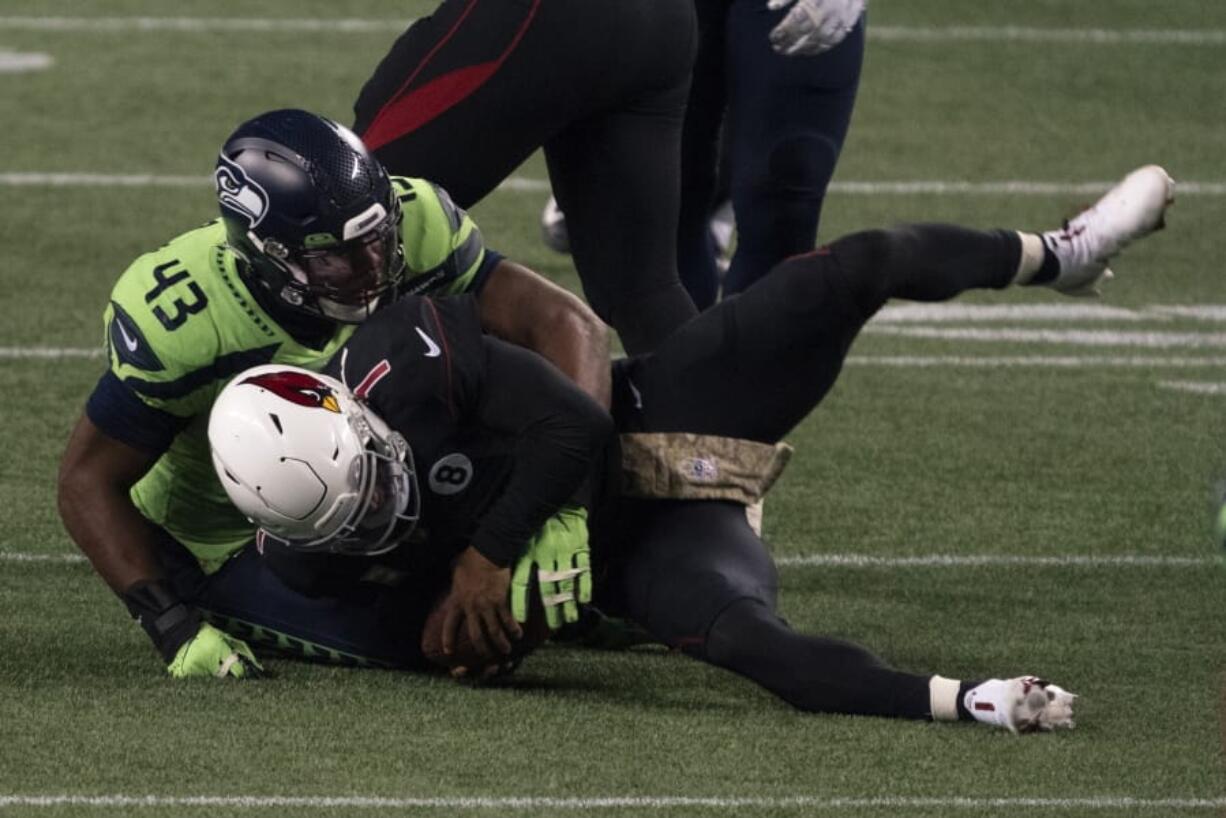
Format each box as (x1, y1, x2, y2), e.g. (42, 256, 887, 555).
(822, 227, 922, 314)
(703, 598, 774, 664)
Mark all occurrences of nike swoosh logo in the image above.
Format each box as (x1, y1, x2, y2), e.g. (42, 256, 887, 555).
(116, 318, 139, 352)
(627, 378, 643, 409)
(416, 326, 441, 358)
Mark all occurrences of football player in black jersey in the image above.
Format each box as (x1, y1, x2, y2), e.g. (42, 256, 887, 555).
(208, 166, 1172, 731)
(353, 0, 699, 356)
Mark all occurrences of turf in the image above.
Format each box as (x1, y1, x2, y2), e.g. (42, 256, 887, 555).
(1, 1, 1224, 816)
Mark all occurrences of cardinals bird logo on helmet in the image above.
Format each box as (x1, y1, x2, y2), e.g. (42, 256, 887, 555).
(240, 370, 342, 413)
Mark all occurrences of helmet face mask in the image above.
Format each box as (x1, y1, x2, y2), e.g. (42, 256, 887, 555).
(209, 365, 421, 557)
(321, 419, 421, 556)
(215, 109, 406, 325)
(248, 199, 405, 324)
(294, 204, 404, 322)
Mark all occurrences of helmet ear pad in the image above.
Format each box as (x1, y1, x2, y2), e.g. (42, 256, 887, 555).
(214, 109, 402, 322)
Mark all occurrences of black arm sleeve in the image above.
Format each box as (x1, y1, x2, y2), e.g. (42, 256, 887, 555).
(468, 337, 614, 566)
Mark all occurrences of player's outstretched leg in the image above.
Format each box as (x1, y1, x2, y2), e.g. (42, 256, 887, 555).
(704, 599, 1076, 732)
(608, 500, 1077, 732)
(617, 165, 1174, 444)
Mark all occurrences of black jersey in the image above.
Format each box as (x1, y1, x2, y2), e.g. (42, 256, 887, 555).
(323, 294, 612, 569)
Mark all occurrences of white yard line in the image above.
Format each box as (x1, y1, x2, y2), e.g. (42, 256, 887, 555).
(0, 795, 1224, 811)
(0, 173, 1223, 197)
(832, 180, 1226, 196)
(0, 346, 103, 359)
(1158, 380, 1226, 396)
(870, 25, 1226, 46)
(874, 305, 1226, 325)
(6, 348, 1226, 369)
(0, 17, 412, 32)
(844, 355, 1226, 367)
(4, 551, 1214, 568)
(1152, 306, 1226, 322)
(497, 177, 551, 192)
(773, 553, 1217, 568)
(875, 304, 1153, 323)
(873, 304, 1226, 324)
(864, 326, 1226, 350)
(0, 50, 52, 72)
(0, 173, 553, 192)
(1, 16, 1224, 47)
(0, 173, 207, 187)
(0, 552, 86, 563)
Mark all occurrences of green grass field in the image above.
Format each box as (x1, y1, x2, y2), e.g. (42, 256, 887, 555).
(2, 1, 1224, 815)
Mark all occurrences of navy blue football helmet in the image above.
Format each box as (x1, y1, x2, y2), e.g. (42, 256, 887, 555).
(215, 109, 405, 323)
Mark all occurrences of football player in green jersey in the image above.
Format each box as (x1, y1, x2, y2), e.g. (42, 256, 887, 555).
(57, 109, 611, 679)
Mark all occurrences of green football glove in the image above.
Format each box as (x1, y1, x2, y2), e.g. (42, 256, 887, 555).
(512, 506, 591, 629)
(167, 623, 264, 679)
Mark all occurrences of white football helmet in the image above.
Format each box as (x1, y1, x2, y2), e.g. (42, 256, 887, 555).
(208, 364, 419, 555)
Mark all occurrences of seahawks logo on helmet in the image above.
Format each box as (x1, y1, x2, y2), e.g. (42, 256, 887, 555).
(215, 155, 270, 229)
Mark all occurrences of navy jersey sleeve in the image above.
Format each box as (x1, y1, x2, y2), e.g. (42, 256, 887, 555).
(85, 370, 188, 454)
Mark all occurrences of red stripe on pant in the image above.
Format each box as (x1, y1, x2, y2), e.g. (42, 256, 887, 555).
(362, 0, 542, 151)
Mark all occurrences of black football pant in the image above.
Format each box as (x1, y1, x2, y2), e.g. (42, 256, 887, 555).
(678, 0, 865, 308)
(353, 0, 699, 355)
(603, 225, 1020, 717)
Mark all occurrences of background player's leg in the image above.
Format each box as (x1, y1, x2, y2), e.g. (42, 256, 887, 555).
(546, 88, 699, 355)
(604, 500, 932, 719)
(356, 0, 699, 355)
(675, 0, 730, 310)
(354, 0, 553, 206)
(354, 0, 697, 228)
(721, 3, 865, 297)
(617, 225, 1020, 441)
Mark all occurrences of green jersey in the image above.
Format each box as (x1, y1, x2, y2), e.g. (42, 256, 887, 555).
(101, 177, 488, 572)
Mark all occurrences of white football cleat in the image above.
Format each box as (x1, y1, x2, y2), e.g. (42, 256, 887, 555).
(964, 676, 1077, 734)
(1043, 164, 1174, 296)
(540, 195, 570, 254)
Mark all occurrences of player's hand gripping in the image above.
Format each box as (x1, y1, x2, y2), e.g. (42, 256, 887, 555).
(767, 0, 864, 56)
(167, 623, 264, 679)
(441, 546, 521, 661)
(512, 506, 591, 630)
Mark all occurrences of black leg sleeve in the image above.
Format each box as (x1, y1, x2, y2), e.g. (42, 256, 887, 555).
(545, 80, 699, 354)
(722, 10, 866, 298)
(618, 225, 1021, 442)
(599, 501, 932, 720)
(675, 0, 730, 311)
(831, 224, 1019, 314)
(704, 599, 933, 719)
